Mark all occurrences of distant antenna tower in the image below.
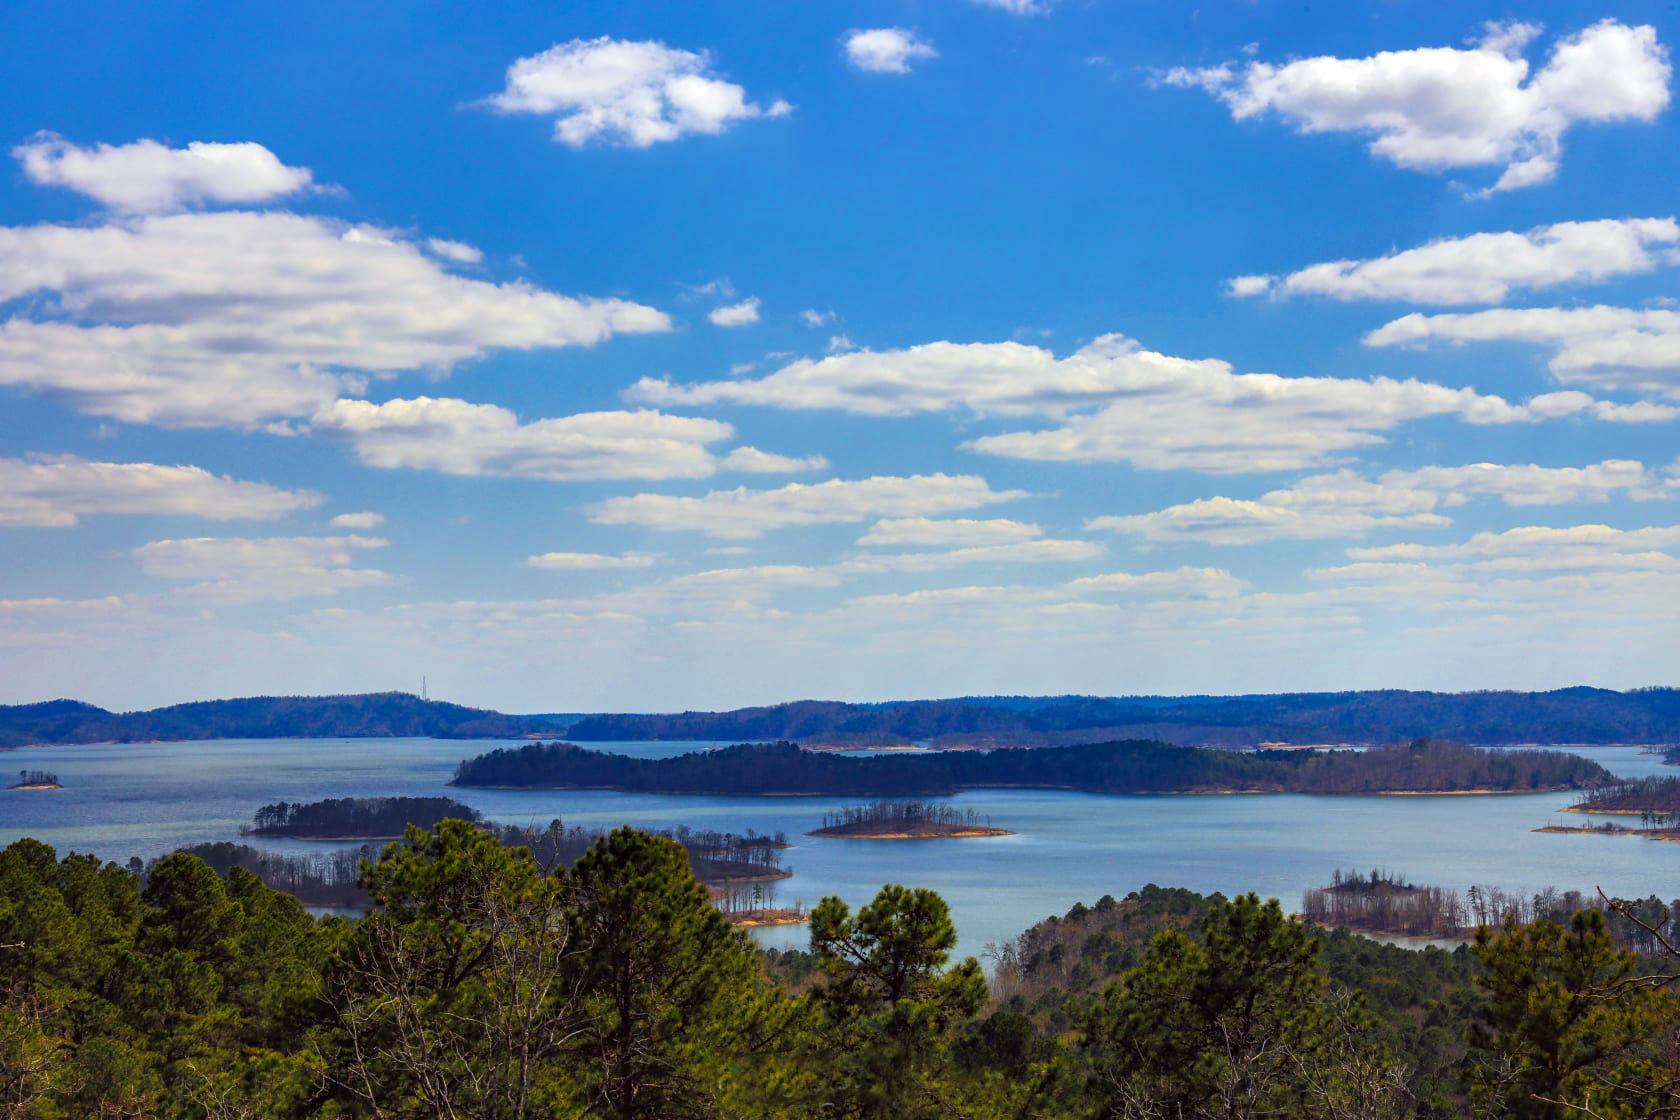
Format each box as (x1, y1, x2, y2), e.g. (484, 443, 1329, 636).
(422, 675, 428, 701)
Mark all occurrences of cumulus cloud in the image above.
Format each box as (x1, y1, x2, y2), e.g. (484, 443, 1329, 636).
(1366, 306, 1680, 399)
(132, 534, 391, 604)
(1063, 566, 1248, 599)
(709, 297, 761, 327)
(312, 398, 751, 481)
(720, 446, 828, 473)
(631, 332, 1595, 473)
(0, 210, 669, 426)
(1337, 523, 1680, 577)
(799, 308, 837, 327)
(1090, 460, 1659, 545)
(858, 517, 1044, 548)
(0, 454, 320, 527)
(844, 29, 938, 74)
(1237, 218, 1680, 304)
(13, 134, 318, 213)
(328, 512, 385, 530)
(1166, 20, 1672, 193)
(485, 37, 790, 148)
(522, 551, 657, 570)
(590, 473, 1029, 538)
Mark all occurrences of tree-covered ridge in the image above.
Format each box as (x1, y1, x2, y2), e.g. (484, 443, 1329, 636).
(11, 829, 1680, 1119)
(244, 796, 484, 838)
(451, 738, 1612, 795)
(1572, 776, 1680, 814)
(563, 686, 1680, 746)
(0, 691, 564, 747)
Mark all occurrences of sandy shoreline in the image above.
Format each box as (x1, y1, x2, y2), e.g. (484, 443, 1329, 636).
(807, 825, 1014, 839)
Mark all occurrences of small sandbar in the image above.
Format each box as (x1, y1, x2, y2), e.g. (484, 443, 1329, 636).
(7, 782, 62, 790)
(726, 909, 809, 928)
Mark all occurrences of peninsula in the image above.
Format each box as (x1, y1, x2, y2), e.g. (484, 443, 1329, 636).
(450, 737, 1611, 797)
(243, 796, 483, 839)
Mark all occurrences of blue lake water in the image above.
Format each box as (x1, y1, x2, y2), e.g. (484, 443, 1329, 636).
(0, 737, 1674, 961)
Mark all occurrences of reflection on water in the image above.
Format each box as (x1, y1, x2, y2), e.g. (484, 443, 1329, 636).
(0, 737, 1673, 959)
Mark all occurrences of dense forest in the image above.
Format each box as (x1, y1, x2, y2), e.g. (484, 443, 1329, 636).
(0, 692, 563, 747)
(244, 796, 484, 838)
(11, 686, 1680, 749)
(451, 737, 1611, 796)
(1293, 870, 1644, 940)
(6, 826, 1680, 1118)
(562, 686, 1680, 746)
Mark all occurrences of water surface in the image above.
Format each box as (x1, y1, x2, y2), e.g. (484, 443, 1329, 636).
(1, 738, 1672, 960)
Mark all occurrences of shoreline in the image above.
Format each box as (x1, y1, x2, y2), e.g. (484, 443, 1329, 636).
(6, 782, 62, 790)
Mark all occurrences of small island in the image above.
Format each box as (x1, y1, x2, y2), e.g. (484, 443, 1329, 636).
(807, 800, 1013, 839)
(8, 769, 61, 790)
(244, 796, 483, 839)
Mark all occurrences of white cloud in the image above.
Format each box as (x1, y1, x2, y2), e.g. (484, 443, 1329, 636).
(1063, 566, 1248, 599)
(1344, 523, 1680, 572)
(858, 517, 1044, 548)
(799, 308, 837, 327)
(486, 37, 788, 148)
(843, 538, 1103, 573)
(0, 454, 321, 527)
(720, 446, 829, 473)
(1238, 218, 1680, 304)
(631, 332, 1592, 473)
(1366, 306, 1680, 398)
(844, 28, 938, 74)
(424, 237, 484, 264)
(1225, 274, 1275, 298)
(311, 398, 736, 480)
(13, 133, 318, 213)
(590, 473, 1029, 538)
(328, 511, 385, 530)
(709, 297, 761, 327)
(132, 534, 391, 604)
(522, 551, 657, 570)
(0, 210, 670, 426)
(1167, 20, 1672, 193)
(970, 0, 1047, 13)
(1090, 460, 1660, 545)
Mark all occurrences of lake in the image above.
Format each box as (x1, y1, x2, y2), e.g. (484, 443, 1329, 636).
(1, 737, 1673, 960)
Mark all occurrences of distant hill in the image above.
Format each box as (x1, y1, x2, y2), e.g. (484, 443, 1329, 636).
(8, 686, 1680, 749)
(562, 688, 1680, 747)
(0, 692, 565, 747)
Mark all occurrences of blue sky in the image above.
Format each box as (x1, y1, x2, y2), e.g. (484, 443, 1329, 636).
(3, 1, 1679, 711)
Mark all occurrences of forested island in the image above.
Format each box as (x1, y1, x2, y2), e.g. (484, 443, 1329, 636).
(0, 692, 563, 747)
(7, 769, 59, 789)
(11, 825, 1680, 1119)
(243, 796, 483, 839)
(451, 737, 1611, 796)
(808, 800, 1012, 838)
